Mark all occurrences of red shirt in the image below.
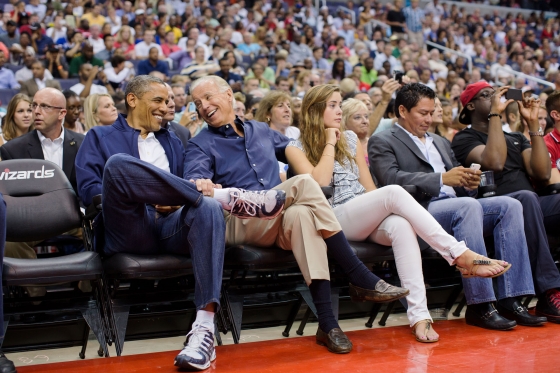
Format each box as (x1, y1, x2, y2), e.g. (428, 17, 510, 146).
(544, 128, 560, 171)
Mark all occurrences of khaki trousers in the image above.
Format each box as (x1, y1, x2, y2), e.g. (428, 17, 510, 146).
(407, 30, 424, 49)
(225, 174, 342, 285)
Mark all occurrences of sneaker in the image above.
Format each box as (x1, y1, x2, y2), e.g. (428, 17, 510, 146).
(174, 325, 216, 371)
(536, 289, 560, 323)
(228, 188, 286, 220)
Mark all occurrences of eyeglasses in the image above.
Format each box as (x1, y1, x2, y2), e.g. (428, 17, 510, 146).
(474, 91, 495, 101)
(31, 103, 65, 112)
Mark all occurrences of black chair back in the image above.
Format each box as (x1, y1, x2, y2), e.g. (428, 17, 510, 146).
(0, 159, 82, 242)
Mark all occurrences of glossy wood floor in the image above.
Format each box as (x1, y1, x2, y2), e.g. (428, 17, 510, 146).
(17, 320, 560, 373)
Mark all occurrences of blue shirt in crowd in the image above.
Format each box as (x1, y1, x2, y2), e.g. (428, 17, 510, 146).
(137, 59, 169, 76)
(0, 67, 20, 89)
(184, 118, 290, 190)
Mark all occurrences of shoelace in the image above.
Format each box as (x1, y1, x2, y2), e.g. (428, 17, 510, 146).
(182, 327, 212, 354)
(229, 189, 267, 217)
(549, 290, 560, 309)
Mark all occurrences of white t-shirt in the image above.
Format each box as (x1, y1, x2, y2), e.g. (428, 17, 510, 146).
(138, 132, 170, 172)
(69, 83, 108, 95)
(134, 42, 163, 58)
(89, 36, 106, 55)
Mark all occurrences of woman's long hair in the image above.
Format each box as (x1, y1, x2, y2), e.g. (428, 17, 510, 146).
(3, 93, 33, 141)
(299, 84, 355, 167)
(84, 93, 113, 131)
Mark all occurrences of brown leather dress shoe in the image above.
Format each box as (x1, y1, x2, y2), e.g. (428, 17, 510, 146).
(316, 327, 353, 354)
(349, 280, 410, 303)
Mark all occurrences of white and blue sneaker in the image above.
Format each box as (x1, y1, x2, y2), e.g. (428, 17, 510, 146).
(228, 188, 286, 220)
(174, 325, 216, 371)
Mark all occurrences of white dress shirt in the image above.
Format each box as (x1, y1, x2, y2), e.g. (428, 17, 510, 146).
(37, 127, 64, 169)
(69, 83, 108, 96)
(134, 42, 163, 58)
(35, 76, 47, 90)
(396, 124, 456, 199)
(138, 132, 170, 172)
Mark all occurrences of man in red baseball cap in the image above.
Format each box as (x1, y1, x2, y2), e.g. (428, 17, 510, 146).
(451, 83, 560, 323)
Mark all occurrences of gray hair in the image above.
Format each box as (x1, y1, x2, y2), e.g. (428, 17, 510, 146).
(189, 76, 234, 105)
(125, 75, 166, 111)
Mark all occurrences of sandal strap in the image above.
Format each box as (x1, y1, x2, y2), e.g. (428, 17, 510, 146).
(473, 259, 492, 265)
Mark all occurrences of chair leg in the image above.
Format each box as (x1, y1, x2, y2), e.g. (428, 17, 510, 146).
(296, 307, 312, 336)
(365, 303, 382, 328)
(282, 295, 303, 337)
(221, 289, 243, 344)
(78, 324, 90, 359)
(378, 301, 395, 326)
(81, 300, 109, 358)
(453, 295, 467, 317)
(111, 306, 130, 356)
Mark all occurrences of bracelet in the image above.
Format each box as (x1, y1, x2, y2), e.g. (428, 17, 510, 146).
(487, 113, 502, 120)
(326, 143, 336, 147)
(57, 65, 63, 70)
(322, 154, 334, 157)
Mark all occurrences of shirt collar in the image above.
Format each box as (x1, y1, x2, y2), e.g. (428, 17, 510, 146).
(550, 128, 560, 143)
(207, 116, 245, 137)
(37, 127, 64, 143)
(395, 123, 432, 142)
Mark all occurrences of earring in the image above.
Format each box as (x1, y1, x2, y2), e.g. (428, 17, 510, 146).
(266, 117, 270, 122)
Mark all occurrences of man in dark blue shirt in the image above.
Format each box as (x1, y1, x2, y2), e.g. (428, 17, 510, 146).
(214, 57, 242, 92)
(185, 76, 409, 355)
(137, 47, 169, 77)
(30, 22, 54, 58)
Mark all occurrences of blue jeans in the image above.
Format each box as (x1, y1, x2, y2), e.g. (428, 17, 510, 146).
(101, 154, 226, 311)
(428, 196, 534, 305)
(505, 190, 560, 294)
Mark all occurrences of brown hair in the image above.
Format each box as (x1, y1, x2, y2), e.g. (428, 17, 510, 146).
(299, 84, 355, 167)
(546, 90, 560, 119)
(254, 90, 292, 123)
(3, 93, 33, 141)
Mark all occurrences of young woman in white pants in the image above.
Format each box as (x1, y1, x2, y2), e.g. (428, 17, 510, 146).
(286, 85, 509, 343)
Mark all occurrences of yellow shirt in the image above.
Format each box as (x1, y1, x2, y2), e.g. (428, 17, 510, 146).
(80, 13, 107, 27)
(165, 25, 183, 44)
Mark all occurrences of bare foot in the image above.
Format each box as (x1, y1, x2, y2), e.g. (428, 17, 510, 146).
(412, 320, 439, 343)
(455, 249, 507, 277)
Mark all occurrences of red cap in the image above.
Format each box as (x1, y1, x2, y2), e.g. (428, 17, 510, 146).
(458, 81, 493, 124)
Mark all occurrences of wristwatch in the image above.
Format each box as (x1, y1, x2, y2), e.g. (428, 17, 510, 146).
(529, 127, 544, 137)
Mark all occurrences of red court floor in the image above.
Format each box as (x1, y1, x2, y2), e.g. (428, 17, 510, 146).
(17, 320, 560, 373)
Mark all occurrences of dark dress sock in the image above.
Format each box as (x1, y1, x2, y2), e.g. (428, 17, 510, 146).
(309, 279, 339, 333)
(324, 231, 381, 290)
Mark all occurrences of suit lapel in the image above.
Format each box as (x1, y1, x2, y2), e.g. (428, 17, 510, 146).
(391, 126, 430, 165)
(432, 136, 454, 170)
(62, 130, 77, 178)
(28, 130, 45, 159)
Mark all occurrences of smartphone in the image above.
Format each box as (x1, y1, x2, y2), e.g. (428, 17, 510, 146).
(394, 70, 404, 83)
(505, 89, 523, 101)
(188, 102, 196, 112)
(470, 163, 481, 171)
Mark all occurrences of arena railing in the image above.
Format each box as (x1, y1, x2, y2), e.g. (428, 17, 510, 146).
(425, 40, 473, 74)
(495, 66, 555, 89)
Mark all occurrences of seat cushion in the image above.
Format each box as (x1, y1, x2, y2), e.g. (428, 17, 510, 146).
(103, 253, 193, 279)
(224, 245, 298, 271)
(348, 241, 395, 262)
(3, 251, 102, 285)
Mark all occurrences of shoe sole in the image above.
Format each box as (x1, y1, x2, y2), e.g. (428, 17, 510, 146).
(316, 339, 352, 354)
(465, 319, 517, 331)
(174, 350, 216, 371)
(459, 263, 512, 279)
(535, 310, 560, 324)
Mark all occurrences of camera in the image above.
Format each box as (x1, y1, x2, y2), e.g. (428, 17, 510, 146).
(394, 70, 404, 84)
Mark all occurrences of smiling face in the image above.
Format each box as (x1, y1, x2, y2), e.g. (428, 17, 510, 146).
(127, 82, 169, 133)
(323, 92, 343, 129)
(96, 96, 118, 125)
(538, 107, 548, 131)
(13, 100, 33, 132)
(191, 80, 235, 128)
(399, 97, 435, 138)
(165, 85, 176, 121)
(269, 99, 292, 129)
